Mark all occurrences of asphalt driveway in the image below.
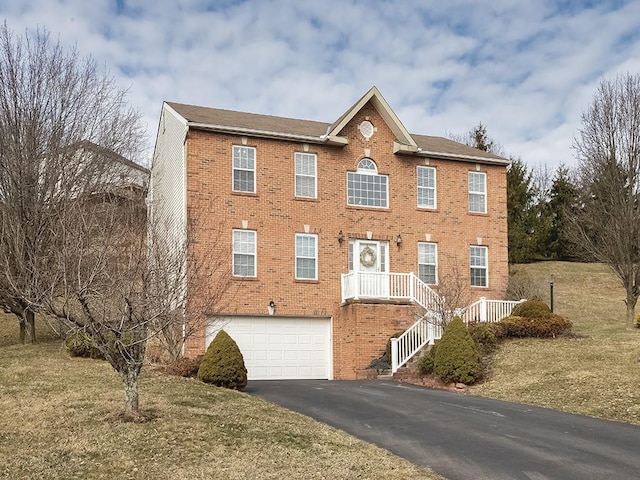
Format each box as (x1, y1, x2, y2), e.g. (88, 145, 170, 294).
(247, 380, 640, 480)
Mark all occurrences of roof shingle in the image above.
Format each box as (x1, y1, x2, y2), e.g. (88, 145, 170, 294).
(166, 101, 507, 164)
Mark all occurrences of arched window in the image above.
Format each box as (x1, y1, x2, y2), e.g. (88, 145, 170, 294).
(357, 158, 377, 172)
(347, 158, 388, 208)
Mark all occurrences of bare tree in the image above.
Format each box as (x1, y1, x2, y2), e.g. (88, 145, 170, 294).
(0, 23, 143, 343)
(432, 255, 473, 326)
(412, 255, 472, 329)
(45, 187, 151, 418)
(569, 73, 640, 329)
(41, 186, 235, 419)
(146, 215, 235, 364)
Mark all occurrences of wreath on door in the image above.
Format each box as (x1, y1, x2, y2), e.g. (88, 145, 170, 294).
(360, 246, 377, 267)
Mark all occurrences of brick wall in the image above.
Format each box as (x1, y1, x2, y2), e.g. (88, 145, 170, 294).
(183, 101, 509, 377)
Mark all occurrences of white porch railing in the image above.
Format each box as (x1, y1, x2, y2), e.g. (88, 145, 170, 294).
(459, 297, 526, 324)
(390, 296, 526, 373)
(341, 271, 440, 311)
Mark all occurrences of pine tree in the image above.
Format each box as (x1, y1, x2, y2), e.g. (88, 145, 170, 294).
(546, 166, 579, 260)
(507, 158, 541, 263)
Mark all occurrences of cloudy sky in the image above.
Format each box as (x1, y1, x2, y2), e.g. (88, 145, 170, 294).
(2, 0, 639, 170)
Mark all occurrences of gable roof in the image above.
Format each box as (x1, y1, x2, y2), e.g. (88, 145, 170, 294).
(326, 86, 417, 148)
(165, 89, 508, 165)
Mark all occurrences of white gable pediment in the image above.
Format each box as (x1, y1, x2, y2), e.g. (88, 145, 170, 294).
(326, 87, 417, 148)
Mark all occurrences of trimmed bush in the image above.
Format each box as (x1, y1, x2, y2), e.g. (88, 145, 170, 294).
(467, 321, 499, 354)
(497, 314, 572, 338)
(197, 330, 247, 390)
(511, 300, 553, 319)
(498, 300, 571, 338)
(433, 316, 481, 384)
(65, 331, 103, 359)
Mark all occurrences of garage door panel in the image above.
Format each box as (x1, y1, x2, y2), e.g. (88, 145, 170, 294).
(206, 316, 331, 380)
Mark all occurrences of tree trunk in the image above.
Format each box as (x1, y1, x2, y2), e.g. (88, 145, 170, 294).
(19, 317, 26, 344)
(26, 309, 36, 344)
(122, 370, 140, 418)
(625, 290, 638, 330)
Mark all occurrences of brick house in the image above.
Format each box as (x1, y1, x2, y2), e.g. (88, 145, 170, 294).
(150, 87, 509, 380)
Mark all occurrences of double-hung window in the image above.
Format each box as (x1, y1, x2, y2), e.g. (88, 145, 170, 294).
(418, 242, 437, 285)
(347, 158, 388, 208)
(295, 233, 317, 280)
(470, 245, 488, 287)
(295, 152, 317, 198)
(417, 166, 436, 209)
(232, 229, 256, 277)
(468, 171, 487, 213)
(233, 146, 256, 193)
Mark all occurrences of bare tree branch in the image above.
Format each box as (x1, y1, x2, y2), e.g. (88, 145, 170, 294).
(568, 73, 640, 328)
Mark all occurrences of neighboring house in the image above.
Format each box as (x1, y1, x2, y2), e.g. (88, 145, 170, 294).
(150, 87, 510, 380)
(70, 140, 149, 197)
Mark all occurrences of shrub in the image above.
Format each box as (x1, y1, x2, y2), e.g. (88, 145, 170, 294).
(385, 331, 405, 364)
(417, 342, 437, 374)
(197, 330, 247, 390)
(367, 356, 390, 370)
(511, 300, 553, 319)
(433, 316, 481, 384)
(497, 314, 572, 338)
(467, 322, 499, 354)
(65, 331, 103, 359)
(505, 270, 544, 301)
(165, 356, 203, 377)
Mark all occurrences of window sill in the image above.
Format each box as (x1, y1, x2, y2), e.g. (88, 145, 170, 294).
(467, 211, 488, 217)
(232, 276, 258, 281)
(231, 191, 258, 197)
(293, 197, 319, 202)
(417, 207, 438, 212)
(346, 205, 390, 212)
(295, 279, 320, 284)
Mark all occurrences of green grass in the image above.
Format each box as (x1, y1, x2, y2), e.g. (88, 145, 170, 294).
(470, 261, 640, 423)
(0, 313, 442, 480)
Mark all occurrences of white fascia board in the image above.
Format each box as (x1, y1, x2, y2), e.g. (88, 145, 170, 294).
(395, 145, 511, 166)
(163, 103, 189, 127)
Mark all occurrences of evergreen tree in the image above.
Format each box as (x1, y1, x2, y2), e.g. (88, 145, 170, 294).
(546, 166, 579, 260)
(507, 158, 541, 263)
(450, 122, 504, 156)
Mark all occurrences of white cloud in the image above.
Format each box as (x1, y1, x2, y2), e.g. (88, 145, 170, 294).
(1, 0, 639, 170)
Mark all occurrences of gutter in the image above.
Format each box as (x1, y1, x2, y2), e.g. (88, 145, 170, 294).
(188, 122, 348, 146)
(394, 141, 510, 166)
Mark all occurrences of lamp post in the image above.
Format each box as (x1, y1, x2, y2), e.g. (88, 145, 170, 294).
(549, 275, 554, 313)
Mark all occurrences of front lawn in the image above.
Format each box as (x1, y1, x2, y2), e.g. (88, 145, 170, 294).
(0, 313, 442, 479)
(470, 262, 640, 424)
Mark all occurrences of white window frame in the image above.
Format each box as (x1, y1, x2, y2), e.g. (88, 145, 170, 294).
(295, 233, 318, 280)
(418, 242, 438, 285)
(468, 171, 487, 213)
(347, 158, 388, 208)
(232, 229, 257, 277)
(294, 152, 317, 199)
(232, 145, 256, 193)
(470, 245, 488, 287)
(417, 166, 436, 209)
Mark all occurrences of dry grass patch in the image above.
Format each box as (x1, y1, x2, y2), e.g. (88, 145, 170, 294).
(0, 314, 443, 480)
(471, 262, 640, 424)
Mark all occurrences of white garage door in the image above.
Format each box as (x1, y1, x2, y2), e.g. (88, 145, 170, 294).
(205, 316, 332, 380)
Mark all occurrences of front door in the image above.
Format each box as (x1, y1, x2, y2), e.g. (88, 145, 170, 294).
(351, 240, 389, 297)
